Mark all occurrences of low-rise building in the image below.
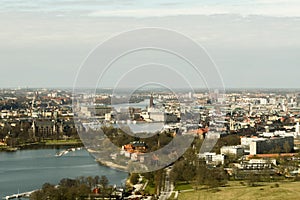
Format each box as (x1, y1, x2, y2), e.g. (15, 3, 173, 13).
(199, 152, 225, 165)
(220, 145, 244, 157)
(239, 158, 276, 170)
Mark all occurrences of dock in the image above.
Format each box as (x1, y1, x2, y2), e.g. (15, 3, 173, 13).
(3, 190, 36, 199)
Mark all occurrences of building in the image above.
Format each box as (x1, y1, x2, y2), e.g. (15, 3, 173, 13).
(220, 145, 244, 157)
(80, 105, 112, 117)
(260, 131, 299, 138)
(239, 158, 276, 170)
(241, 137, 265, 147)
(31, 119, 76, 138)
(199, 152, 225, 165)
(250, 136, 294, 155)
(122, 141, 147, 154)
(149, 111, 165, 122)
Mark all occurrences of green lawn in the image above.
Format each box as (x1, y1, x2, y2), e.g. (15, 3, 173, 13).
(178, 181, 300, 200)
(44, 139, 82, 145)
(168, 192, 176, 200)
(175, 182, 193, 191)
(144, 184, 156, 195)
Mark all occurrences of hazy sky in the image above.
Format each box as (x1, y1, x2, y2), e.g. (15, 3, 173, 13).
(0, 0, 300, 88)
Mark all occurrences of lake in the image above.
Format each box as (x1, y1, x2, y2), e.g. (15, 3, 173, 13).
(0, 148, 128, 198)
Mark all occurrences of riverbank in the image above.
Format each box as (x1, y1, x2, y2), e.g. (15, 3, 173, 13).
(0, 145, 18, 152)
(96, 159, 127, 171)
(0, 139, 83, 152)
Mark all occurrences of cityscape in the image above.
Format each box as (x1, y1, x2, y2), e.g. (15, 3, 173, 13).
(1, 0, 300, 200)
(1, 88, 300, 199)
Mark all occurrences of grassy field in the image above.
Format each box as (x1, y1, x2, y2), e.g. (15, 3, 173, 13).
(178, 181, 300, 200)
(43, 139, 82, 145)
(144, 184, 156, 195)
(175, 182, 193, 191)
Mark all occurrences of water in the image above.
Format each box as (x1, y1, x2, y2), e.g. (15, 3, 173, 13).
(0, 148, 128, 198)
(112, 99, 151, 111)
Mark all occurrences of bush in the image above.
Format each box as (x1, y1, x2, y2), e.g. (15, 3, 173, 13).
(130, 173, 140, 185)
(294, 176, 300, 182)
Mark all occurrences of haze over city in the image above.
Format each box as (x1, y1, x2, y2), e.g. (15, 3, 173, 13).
(2, 1, 300, 200)
(1, 0, 300, 88)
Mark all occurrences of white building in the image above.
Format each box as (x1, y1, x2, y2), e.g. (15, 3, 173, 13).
(241, 137, 265, 147)
(205, 132, 221, 139)
(220, 145, 244, 157)
(199, 152, 225, 165)
(260, 131, 299, 139)
(260, 98, 267, 105)
(239, 158, 276, 170)
(149, 111, 165, 122)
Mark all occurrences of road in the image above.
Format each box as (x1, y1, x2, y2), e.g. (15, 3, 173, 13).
(159, 167, 174, 200)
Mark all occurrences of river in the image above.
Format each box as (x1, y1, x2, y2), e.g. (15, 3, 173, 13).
(0, 148, 128, 198)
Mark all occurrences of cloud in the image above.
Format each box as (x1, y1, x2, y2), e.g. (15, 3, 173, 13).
(1, 1, 300, 88)
(1, 0, 300, 17)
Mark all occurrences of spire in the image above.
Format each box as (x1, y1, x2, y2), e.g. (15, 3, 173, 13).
(32, 120, 36, 136)
(150, 94, 154, 108)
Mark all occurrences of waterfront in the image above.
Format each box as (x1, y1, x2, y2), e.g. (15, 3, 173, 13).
(0, 148, 128, 198)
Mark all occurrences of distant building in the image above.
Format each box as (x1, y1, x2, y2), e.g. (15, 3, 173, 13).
(121, 141, 147, 163)
(239, 158, 276, 170)
(260, 131, 299, 139)
(122, 141, 147, 154)
(80, 105, 112, 117)
(241, 137, 265, 147)
(220, 145, 244, 157)
(31, 119, 76, 138)
(199, 152, 225, 165)
(149, 111, 165, 122)
(150, 94, 154, 108)
(250, 136, 294, 155)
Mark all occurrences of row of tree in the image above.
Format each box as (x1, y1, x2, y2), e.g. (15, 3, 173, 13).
(30, 176, 111, 200)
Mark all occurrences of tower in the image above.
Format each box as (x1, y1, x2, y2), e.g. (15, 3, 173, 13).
(230, 118, 235, 131)
(248, 103, 252, 116)
(296, 122, 300, 135)
(150, 94, 154, 108)
(31, 120, 36, 138)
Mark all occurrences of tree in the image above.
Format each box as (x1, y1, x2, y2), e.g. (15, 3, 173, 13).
(94, 175, 100, 185)
(196, 164, 207, 185)
(170, 160, 185, 183)
(99, 175, 109, 189)
(154, 170, 164, 195)
(59, 178, 77, 187)
(247, 172, 259, 187)
(204, 168, 228, 188)
(130, 173, 140, 185)
(30, 176, 106, 200)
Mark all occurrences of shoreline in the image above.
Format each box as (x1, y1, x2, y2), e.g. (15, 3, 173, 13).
(0, 140, 83, 152)
(96, 159, 127, 171)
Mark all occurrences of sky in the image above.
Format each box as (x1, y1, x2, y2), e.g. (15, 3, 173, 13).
(0, 0, 300, 89)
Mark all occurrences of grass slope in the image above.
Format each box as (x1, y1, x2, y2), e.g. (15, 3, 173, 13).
(178, 181, 300, 200)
